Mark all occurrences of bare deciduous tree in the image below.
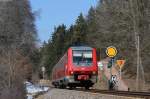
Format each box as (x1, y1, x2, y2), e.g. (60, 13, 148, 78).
(0, 0, 38, 98)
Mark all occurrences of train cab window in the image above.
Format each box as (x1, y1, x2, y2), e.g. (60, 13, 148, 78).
(73, 50, 93, 66)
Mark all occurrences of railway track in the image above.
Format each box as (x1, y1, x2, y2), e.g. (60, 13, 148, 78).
(49, 85, 150, 98)
(37, 86, 150, 99)
(74, 89, 150, 98)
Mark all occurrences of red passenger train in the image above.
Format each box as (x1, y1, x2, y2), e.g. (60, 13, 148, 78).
(52, 46, 98, 89)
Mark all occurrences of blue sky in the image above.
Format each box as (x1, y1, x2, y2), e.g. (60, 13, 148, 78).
(30, 0, 98, 42)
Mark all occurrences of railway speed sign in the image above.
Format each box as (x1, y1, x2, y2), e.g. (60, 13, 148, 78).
(106, 46, 117, 57)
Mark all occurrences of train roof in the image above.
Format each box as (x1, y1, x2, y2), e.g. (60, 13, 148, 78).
(70, 46, 93, 50)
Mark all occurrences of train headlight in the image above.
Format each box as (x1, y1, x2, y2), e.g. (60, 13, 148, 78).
(92, 71, 96, 75)
(71, 71, 74, 75)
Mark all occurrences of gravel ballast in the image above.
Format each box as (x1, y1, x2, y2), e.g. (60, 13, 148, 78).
(36, 88, 144, 99)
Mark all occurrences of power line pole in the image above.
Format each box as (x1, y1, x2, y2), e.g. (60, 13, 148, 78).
(129, 0, 145, 91)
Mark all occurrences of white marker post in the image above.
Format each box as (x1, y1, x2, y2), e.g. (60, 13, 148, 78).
(41, 66, 45, 79)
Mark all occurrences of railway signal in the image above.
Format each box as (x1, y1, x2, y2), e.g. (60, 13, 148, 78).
(106, 46, 117, 68)
(107, 58, 116, 68)
(106, 46, 118, 90)
(108, 60, 112, 68)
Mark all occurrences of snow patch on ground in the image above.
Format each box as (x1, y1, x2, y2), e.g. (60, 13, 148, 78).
(25, 81, 49, 99)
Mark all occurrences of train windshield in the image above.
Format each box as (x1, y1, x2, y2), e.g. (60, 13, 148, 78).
(73, 50, 93, 66)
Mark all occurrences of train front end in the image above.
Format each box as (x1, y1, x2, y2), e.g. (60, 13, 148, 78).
(66, 46, 98, 89)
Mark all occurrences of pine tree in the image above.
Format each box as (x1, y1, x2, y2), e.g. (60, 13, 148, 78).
(72, 13, 87, 45)
(40, 24, 67, 76)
